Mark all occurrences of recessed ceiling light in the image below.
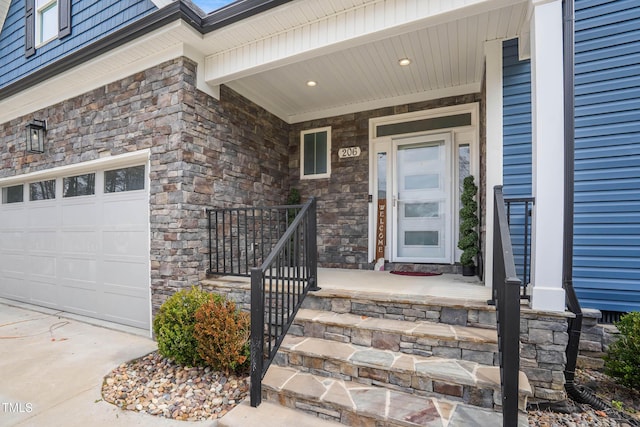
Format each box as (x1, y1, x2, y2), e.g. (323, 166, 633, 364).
(398, 58, 411, 66)
(306, 80, 317, 87)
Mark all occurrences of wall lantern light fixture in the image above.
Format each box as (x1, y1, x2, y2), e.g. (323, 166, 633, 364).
(26, 119, 46, 153)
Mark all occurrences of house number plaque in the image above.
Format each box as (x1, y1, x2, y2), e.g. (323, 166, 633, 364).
(338, 147, 361, 158)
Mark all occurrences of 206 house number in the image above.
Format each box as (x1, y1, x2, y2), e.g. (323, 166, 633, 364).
(338, 147, 361, 158)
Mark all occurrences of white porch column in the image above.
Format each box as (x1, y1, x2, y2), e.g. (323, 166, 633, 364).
(484, 39, 504, 289)
(529, 0, 566, 312)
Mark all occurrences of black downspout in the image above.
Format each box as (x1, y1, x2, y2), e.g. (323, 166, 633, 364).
(561, 0, 607, 409)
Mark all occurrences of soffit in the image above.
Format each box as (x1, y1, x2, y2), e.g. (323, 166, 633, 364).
(201, 0, 530, 122)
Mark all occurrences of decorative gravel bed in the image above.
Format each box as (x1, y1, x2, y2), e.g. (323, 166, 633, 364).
(101, 351, 249, 421)
(528, 368, 640, 427)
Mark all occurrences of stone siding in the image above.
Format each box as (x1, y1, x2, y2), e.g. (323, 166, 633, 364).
(289, 94, 482, 269)
(577, 309, 620, 370)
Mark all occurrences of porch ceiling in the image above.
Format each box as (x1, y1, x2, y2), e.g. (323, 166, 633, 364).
(203, 0, 531, 123)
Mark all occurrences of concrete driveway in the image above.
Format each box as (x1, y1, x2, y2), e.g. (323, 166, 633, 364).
(0, 301, 215, 427)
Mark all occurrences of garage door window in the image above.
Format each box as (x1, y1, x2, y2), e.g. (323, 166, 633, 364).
(2, 184, 24, 204)
(63, 173, 95, 197)
(30, 179, 56, 201)
(105, 165, 145, 193)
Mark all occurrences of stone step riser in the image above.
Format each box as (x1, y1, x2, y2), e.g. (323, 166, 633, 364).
(261, 366, 531, 427)
(302, 294, 498, 329)
(289, 318, 500, 366)
(273, 349, 503, 410)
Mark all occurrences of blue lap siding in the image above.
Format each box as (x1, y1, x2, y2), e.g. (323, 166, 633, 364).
(502, 38, 533, 285)
(0, 0, 158, 90)
(574, 0, 640, 312)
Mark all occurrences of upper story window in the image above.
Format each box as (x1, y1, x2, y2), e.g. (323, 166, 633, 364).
(25, 0, 71, 57)
(36, 0, 58, 46)
(300, 127, 331, 179)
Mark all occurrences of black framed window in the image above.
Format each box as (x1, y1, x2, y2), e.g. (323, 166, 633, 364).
(2, 185, 24, 204)
(63, 173, 95, 197)
(104, 165, 145, 193)
(30, 179, 56, 200)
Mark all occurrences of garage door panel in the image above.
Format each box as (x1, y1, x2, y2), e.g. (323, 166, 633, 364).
(61, 257, 97, 283)
(0, 209, 27, 230)
(103, 260, 148, 290)
(28, 255, 57, 278)
(0, 277, 28, 300)
(101, 292, 149, 329)
(62, 231, 98, 254)
(29, 279, 58, 307)
(1, 253, 26, 275)
(61, 202, 98, 227)
(103, 230, 147, 256)
(0, 231, 25, 250)
(103, 197, 147, 226)
(28, 204, 58, 227)
(60, 285, 97, 317)
(27, 231, 57, 252)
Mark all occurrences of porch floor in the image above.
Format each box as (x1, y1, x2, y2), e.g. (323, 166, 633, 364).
(315, 268, 491, 306)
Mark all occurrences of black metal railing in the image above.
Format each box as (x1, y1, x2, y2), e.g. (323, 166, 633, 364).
(249, 197, 318, 407)
(492, 186, 522, 426)
(207, 203, 303, 277)
(504, 196, 534, 299)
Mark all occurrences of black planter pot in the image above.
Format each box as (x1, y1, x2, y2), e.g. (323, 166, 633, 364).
(462, 264, 476, 277)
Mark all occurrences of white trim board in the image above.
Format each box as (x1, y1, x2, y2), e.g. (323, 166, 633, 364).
(0, 150, 150, 187)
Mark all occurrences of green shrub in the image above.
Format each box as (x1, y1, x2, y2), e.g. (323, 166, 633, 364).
(194, 297, 250, 375)
(604, 311, 640, 390)
(457, 175, 479, 266)
(153, 287, 220, 366)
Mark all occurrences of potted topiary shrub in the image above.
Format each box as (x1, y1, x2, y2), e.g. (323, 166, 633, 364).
(458, 175, 479, 276)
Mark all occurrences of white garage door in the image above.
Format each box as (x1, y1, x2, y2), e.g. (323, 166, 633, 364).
(0, 156, 150, 330)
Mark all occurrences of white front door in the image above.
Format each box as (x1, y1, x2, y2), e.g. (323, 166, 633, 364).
(392, 133, 452, 263)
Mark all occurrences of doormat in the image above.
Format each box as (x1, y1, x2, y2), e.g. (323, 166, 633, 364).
(390, 271, 442, 277)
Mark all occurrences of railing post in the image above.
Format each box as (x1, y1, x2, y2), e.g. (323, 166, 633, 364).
(502, 277, 521, 425)
(306, 198, 320, 291)
(207, 209, 212, 275)
(493, 186, 522, 427)
(250, 267, 264, 407)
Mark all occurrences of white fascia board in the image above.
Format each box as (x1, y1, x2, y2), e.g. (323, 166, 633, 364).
(0, 21, 214, 125)
(204, 0, 524, 86)
(0, 149, 150, 186)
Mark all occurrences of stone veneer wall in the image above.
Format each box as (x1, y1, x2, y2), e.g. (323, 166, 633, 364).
(289, 94, 482, 269)
(150, 62, 291, 312)
(0, 57, 291, 315)
(520, 309, 572, 401)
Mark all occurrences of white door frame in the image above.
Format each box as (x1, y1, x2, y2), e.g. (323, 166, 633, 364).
(368, 103, 479, 265)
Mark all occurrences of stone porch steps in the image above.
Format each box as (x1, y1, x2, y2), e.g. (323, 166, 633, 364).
(301, 289, 497, 329)
(273, 335, 531, 411)
(291, 308, 500, 365)
(262, 365, 530, 427)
